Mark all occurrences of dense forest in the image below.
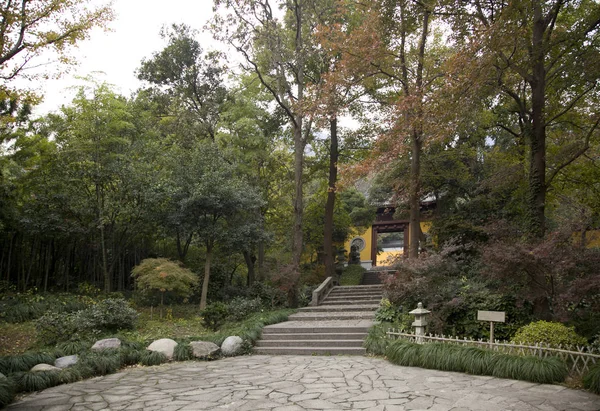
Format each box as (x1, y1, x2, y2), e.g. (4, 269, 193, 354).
(1, 0, 600, 338)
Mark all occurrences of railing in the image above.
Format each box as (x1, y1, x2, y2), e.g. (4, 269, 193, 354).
(311, 277, 334, 306)
(386, 329, 600, 376)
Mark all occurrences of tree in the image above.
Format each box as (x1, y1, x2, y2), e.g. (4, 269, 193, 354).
(0, 0, 113, 130)
(137, 24, 227, 145)
(165, 142, 264, 309)
(212, 0, 315, 288)
(445, 0, 600, 238)
(131, 258, 199, 308)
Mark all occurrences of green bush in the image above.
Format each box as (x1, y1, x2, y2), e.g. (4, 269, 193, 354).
(139, 351, 167, 366)
(36, 298, 138, 344)
(0, 352, 57, 375)
(119, 348, 142, 366)
(512, 321, 588, 348)
(384, 339, 567, 384)
(374, 299, 403, 323)
(12, 370, 59, 393)
(364, 324, 391, 356)
(227, 297, 263, 322)
(339, 265, 365, 286)
(0, 379, 15, 408)
(173, 343, 193, 361)
(56, 341, 88, 356)
(201, 302, 229, 331)
(81, 351, 121, 376)
(0, 293, 93, 324)
(583, 364, 600, 395)
(131, 258, 199, 306)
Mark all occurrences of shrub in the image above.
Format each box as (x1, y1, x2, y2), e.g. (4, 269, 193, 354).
(248, 282, 287, 308)
(173, 343, 193, 361)
(364, 324, 390, 356)
(119, 348, 142, 366)
(81, 351, 121, 376)
(384, 339, 567, 384)
(36, 312, 78, 345)
(201, 302, 229, 331)
(56, 341, 88, 356)
(227, 297, 263, 322)
(512, 321, 588, 348)
(339, 265, 365, 286)
(139, 350, 167, 366)
(0, 379, 14, 408)
(0, 352, 57, 375)
(12, 370, 59, 392)
(583, 364, 600, 395)
(131, 258, 199, 306)
(375, 299, 402, 323)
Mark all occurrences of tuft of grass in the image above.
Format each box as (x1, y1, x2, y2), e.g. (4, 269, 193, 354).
(119, 347, 142, 366)
(56, 341, 88, 356)
(0, 351, 57, 375)
(173, 343, 192, 362)
(384, 339, 567, 384)
(364, 325, 390, 356)
(583, 364, 600, 394)
(57, 367, 83, 385)
(12, 370, 59, 393)
(81, 352, 120, 376)
(0, 379, 15, 408)
(139, 350, 167, 366)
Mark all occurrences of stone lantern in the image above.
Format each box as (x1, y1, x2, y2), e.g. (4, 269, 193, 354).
(409, 302, 430, 343)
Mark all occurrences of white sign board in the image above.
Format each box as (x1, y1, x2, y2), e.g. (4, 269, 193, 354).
(477, 310, 506, 323)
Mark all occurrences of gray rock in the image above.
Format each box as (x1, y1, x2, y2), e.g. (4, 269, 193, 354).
(31, 364, 60, 372)
(190, 341, 220, 359)
(91, 337, 122, 351)
(147, 338, 178, 359)
(54, 355, 78, 369)
(221, 336, 244, 356)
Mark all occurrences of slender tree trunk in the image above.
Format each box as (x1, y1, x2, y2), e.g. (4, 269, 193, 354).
(257, 242, 265, 282)
(408, 9, 430, 259)
(200, 242, 213, 310)
(324, 116, 339, 278)
(243, 250, 256, 286)
(528, 0, 547, 239)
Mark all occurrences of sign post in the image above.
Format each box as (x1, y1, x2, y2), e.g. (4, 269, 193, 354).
(477, 310, 506, 346)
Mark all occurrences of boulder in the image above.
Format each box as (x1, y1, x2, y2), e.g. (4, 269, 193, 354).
(91, 338, 121, 351)
(147, 338, 178, 359)
(54, 355, 78, 369)
(221, 336, 244, 356)
(190, 341, 220, 359)
(31, 364, 60, 372)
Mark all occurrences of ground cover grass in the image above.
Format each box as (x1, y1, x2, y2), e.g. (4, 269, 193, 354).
(0, 323, 37, 355)
(339, 265, 365, 286)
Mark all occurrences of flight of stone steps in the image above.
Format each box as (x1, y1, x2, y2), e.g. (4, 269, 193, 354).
(254, 284, 383, 355)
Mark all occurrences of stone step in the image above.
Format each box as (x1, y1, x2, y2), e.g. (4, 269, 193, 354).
(324, 295, 382, 301)
(332, 285, 382, 290)
(298, 305, 378, 312)
(259, 332, 368, 340)
(288, 312, 375, 321)
(328, 291, 383, 297)
(255, 339, 364, 348)
(262, 325, 372, 334)
(253, 347, 366, 356)
(319, 298, 381, 306)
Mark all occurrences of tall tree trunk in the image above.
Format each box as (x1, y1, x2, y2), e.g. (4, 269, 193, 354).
(200, 241, 213, 310)
(323, 116, 338, 278)
(408, 8, 430, 259)
(176, 229, 194, 262)
(243, 250, 255, 286)
(257, 242, 265, 282)
(528, 0, 547, 239)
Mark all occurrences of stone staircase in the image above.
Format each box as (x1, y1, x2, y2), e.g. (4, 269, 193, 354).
(254, 284, 383, 355)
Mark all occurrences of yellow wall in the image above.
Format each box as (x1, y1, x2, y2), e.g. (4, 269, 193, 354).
(344, 221, 432, 267)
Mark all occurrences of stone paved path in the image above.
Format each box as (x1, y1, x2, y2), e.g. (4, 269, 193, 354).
(7, 355, 600, 411)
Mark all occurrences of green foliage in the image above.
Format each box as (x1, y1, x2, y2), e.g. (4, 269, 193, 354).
(339, 265, 365, 286)
(139, 351, 168, 366)
(36, 298, 138, 344)
(131, 258, 199, 305)
(0, 378, 15, 408)
(81, 351, 121, 376)
(384, 340, 567, 384)
(374, 299, 403, 323)
(227, 297, 263, 322)
(0, 352, 56, 375)
(364, 324, 391, 356)
(512, 321, 588, 348)
(56, 367, 83, 385)
(583, 364, 600, 395)
(173, 343, 193, 362)
(56, 341, 88, 356)
(0, 293, 93, 324)
(12, 370, 59, 393)
(201, 302, 229, 331)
